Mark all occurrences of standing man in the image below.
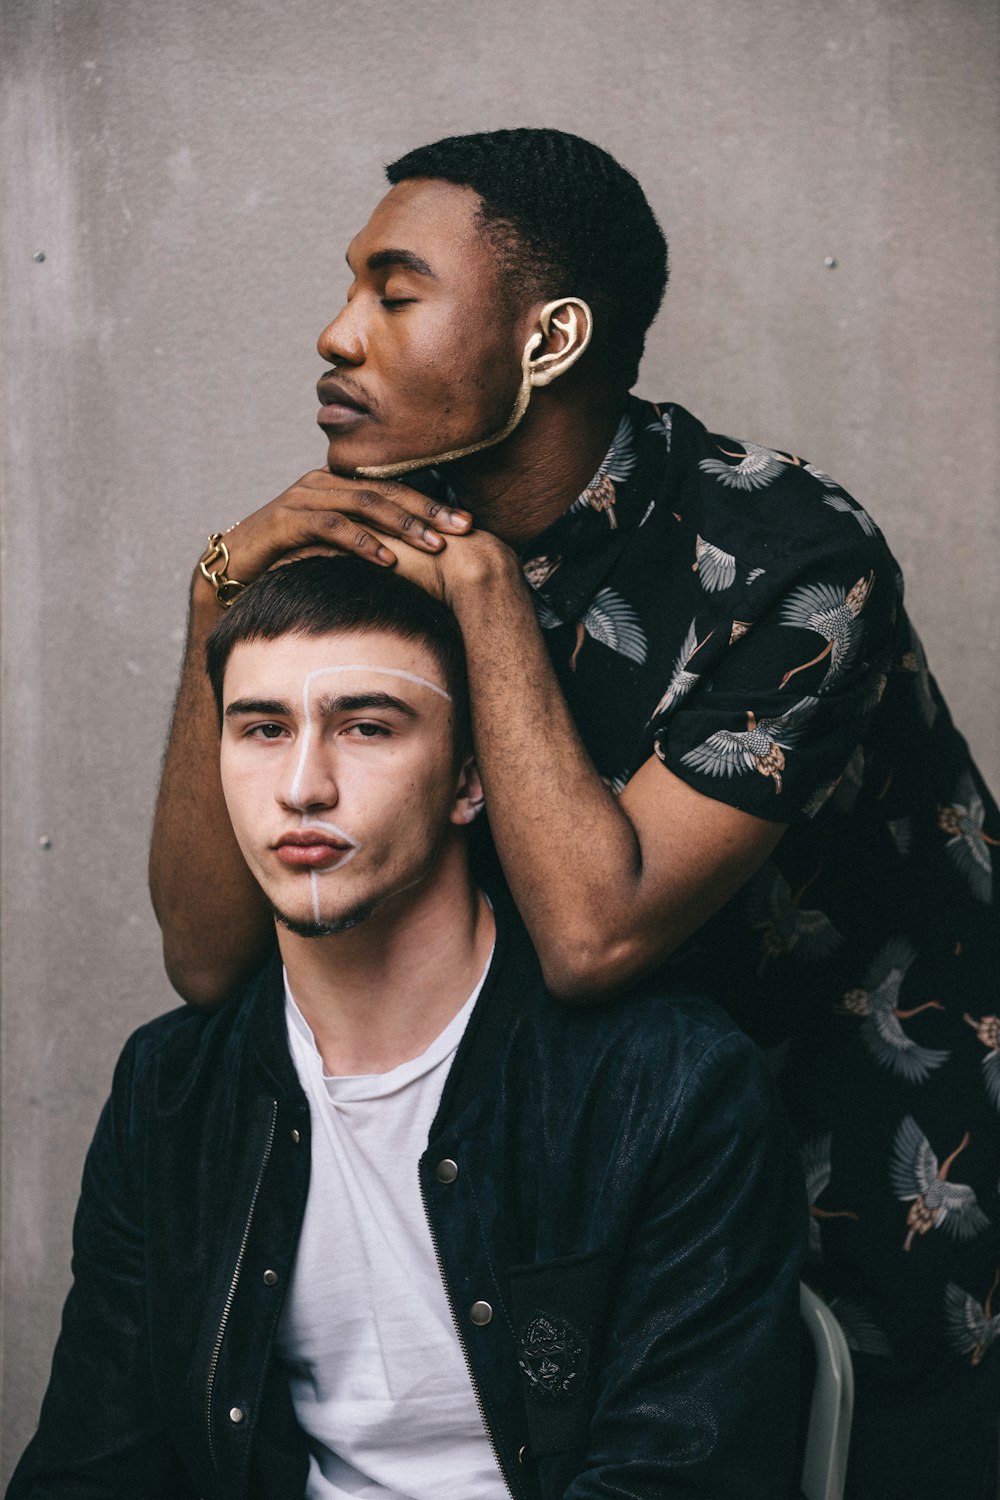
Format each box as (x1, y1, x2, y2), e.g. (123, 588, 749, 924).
(150, 129, 1000, 1498)
(10, 557, 804, 1499)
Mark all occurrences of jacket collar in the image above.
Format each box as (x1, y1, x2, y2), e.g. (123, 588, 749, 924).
(246, 950, 307, 1101)
(241, 883, 539, 1118)
(431, 884, 542, 1134)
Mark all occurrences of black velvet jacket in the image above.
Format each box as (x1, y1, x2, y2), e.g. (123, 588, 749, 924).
(9, 898, 805, 1499)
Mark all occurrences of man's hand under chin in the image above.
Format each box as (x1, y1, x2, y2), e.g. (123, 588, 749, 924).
(217, 468, 473, 584)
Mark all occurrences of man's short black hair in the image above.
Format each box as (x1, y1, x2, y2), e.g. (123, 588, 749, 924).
(205, 556, 471, 756)
(386, 127, 668, 390)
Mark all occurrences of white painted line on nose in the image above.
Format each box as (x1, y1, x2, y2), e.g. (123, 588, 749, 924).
(289, 663, 450, 811)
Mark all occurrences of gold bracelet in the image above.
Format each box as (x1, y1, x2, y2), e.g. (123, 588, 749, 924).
(198, 533, 246, 607)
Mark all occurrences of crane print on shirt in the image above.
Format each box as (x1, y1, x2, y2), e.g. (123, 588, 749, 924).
(800, 1133, 858, 1262)
(963, 1013, 1000, 1110)
(522, 554, 562, 591)
(692, 535, 737, 593)
(531, 586, 648, 673)
(835, 939, 950, 1084)
(569, 410, 636, 530)
(937, 772, 998, 905)
(698, 439, 790, 491)
(678, 697, 818, 796)
(648, 620, 715, 720)
(827, 1298, 893, 1359)
(890, 1116, 990, 1252)
(645, 403, 673, 449)
(571, 590, 647, 672)
(945, 1269, 1000, 1367)
(778, 573, 875, 693)
(822, 491, 879, 537)
(747, 863, 843, 971)
(896, 626, 939, 728)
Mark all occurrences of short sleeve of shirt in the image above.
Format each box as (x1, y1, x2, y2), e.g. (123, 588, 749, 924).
(652, 531, 902, 824)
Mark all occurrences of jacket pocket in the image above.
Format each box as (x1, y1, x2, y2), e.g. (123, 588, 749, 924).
(507, 1244, 614, 1457)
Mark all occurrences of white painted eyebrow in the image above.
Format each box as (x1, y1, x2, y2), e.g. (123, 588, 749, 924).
(301, 664, 451, 701)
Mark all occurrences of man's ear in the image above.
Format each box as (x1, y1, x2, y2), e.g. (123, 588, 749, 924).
(523, 298, 593, 387)
(450, 755, 485, 826)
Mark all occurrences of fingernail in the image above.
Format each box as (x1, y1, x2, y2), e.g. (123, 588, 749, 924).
(424, 529, 444, 548)
(447, 510, 471, 529)
(377, 546, 395, 564)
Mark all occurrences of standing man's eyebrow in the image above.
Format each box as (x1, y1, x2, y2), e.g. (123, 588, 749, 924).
(350, 248, 437, 278)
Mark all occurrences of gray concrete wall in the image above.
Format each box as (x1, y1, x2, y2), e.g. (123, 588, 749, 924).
(2, 0, 997, 1473)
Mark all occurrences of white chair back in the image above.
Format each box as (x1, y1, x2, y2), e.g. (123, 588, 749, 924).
(799, 1282, 854, 1500)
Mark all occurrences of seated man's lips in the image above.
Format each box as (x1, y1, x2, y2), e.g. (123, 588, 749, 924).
(274, 833, 354, 869)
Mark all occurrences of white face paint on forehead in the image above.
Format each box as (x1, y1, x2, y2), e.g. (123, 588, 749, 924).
(285, 663, 452, 924)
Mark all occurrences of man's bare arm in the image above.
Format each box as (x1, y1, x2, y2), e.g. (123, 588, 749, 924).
(149, 469, 471, 1005)
(395, 532, 785, 1001)
(149, 577, 274, 1003)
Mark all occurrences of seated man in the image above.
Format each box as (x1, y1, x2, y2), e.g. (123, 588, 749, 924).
(8, 557, 805, 1500)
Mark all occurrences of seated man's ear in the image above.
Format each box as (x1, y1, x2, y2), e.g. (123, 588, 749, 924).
(450, 757, 485, 825)
(524, 298, 593, 387)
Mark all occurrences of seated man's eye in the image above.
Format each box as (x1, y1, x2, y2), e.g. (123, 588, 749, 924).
(353, 722, 388, 738)
(251, 723, 286, 739)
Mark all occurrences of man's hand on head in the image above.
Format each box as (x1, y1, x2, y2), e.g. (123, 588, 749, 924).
(200, 469, 473, 596)
(372, 523, 521, 609)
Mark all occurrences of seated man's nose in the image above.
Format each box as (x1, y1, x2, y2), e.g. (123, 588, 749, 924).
(286, 755, 338, 812)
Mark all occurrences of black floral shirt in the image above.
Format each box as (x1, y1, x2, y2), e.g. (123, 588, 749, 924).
(511, 396, 1000, 1376)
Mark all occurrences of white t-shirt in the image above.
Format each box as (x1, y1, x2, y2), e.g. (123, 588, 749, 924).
(276, 959, 507, 1500)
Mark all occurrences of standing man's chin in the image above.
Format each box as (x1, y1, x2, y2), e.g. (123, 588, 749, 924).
(324, 438, 385, 479)
(325, 452, 360, 479)
(272, 903, 373, 939)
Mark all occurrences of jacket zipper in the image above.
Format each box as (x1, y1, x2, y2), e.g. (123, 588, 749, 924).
(419, 1175, 517, 1499)
(205, 1098, 279, 1476)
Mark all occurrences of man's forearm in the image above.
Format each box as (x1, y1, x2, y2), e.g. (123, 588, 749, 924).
(451, 557, 646, 994)
(149, 576, 273, 1004)
(446, 541, 782, 999)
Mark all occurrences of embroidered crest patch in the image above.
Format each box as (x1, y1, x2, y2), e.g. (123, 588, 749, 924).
(518, 1313, 586, 1400)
